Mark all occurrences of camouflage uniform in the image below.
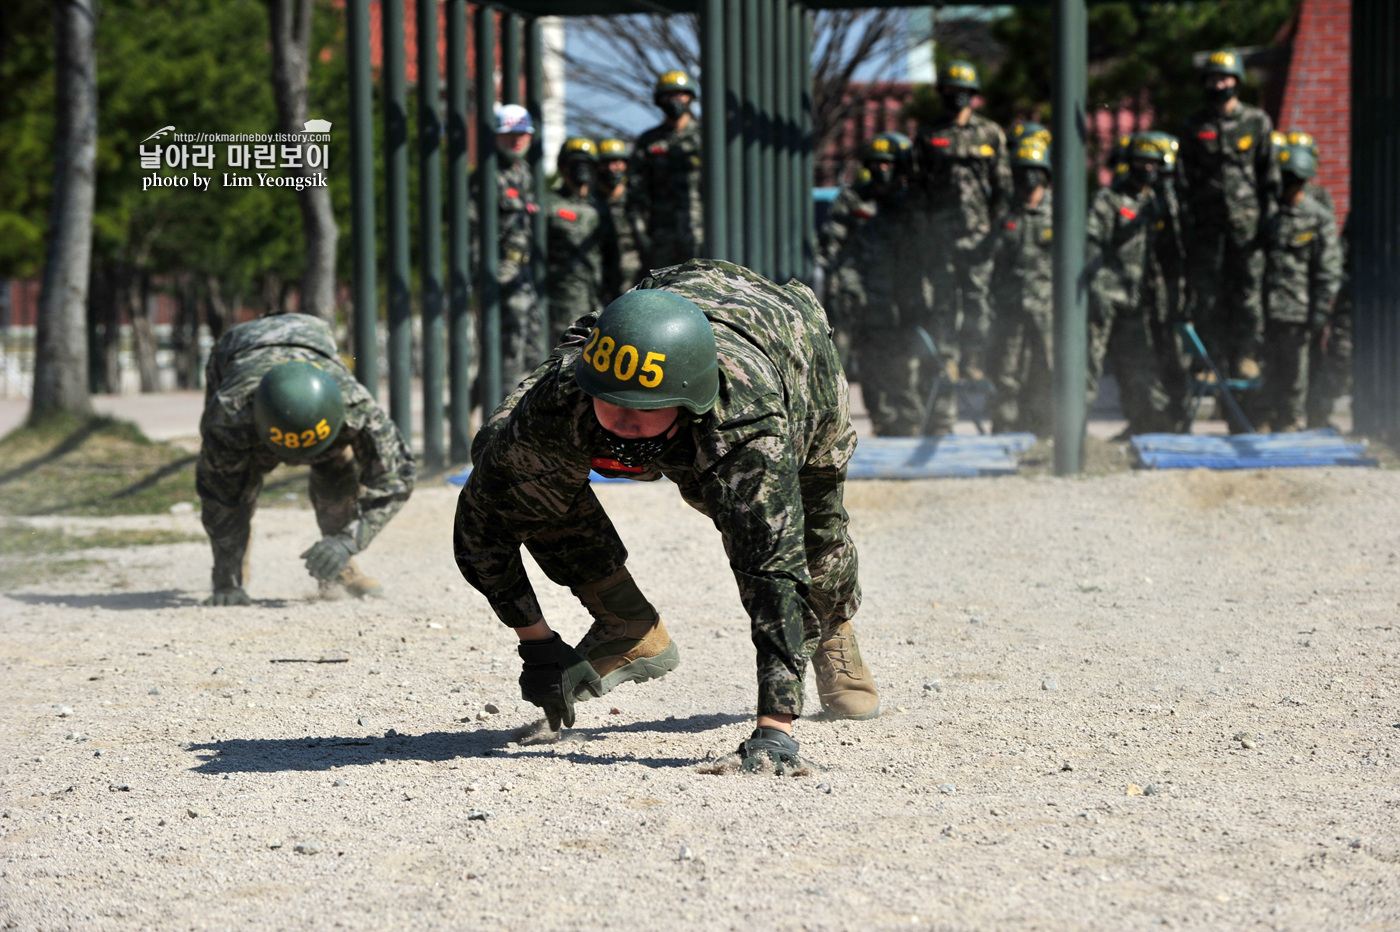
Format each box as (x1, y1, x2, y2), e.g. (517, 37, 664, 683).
(1260, 190, 1342, 430)
(1178, 102, 1277, 373)
(629, 121, 704, 269)
(454, 259, 859, 718)
(987, 189, 1055, 435)
(196, 315, 417, 591)
(605, 186, 645, 302)
(472, 157, 542, 397)
(544, 185, 619, 347)
(1086, 180, 1187, 435)
(1307, 215, 1352, 428)
(817, 180, 877, 373)
(916, 113, 1012, 431)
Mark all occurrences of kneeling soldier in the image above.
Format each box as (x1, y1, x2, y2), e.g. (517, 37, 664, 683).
(454, 260, 880, 770)
(198, 314, 417, 605)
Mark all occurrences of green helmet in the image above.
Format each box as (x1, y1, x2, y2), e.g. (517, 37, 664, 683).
(558, 136, 599, 164)
(574, 290, 719, 414)
(1010, 137, 1051, 172)
(1277, 143, 1317, 181)
(863, 131, 912, 168)
(653, 69, 697, 104)
(1137, 130, 1179, 173)
(1201, 49, 1245, 80)
(598, 138, 631, 161)
(1129, 131, 1171, 165)
(939, 60, 980, 91)
(252, 360, 346, 462)
(1107, 133, 1133, 176)
(1010, 120, 1050, 147)
(1285, 130, 1319, 161)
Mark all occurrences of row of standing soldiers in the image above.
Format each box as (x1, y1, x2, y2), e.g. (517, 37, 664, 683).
(474, 70, 704, 401)
(820, 52, 1350, 437)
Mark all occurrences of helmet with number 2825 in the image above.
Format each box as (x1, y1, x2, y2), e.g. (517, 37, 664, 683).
(574, 290, 719, 414)
(253, 360, 346, 462)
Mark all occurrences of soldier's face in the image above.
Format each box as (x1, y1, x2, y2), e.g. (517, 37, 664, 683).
(497, 132, 532, 155)
(1203, 74, 1237, 97)
(592, 399, 681, 439)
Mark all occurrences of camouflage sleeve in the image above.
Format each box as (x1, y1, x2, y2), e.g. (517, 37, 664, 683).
(1256, 112, 1278, 229)
(817, 189, 856, 268)
(1310, 207, 1343, 328)
(195, 421, 264, 590)
(991, 128, 1013, 220)
(1084, 192, 1123, 325)
(340, 396, 417, 552)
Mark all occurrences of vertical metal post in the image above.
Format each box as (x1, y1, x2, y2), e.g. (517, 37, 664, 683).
(447, 0, 472, 463)
(724, 0, 744, 265)
(502, 13, 521, 105)
(1051, 0, 1088, 475)
(526, 18, 548, 346)
(799, 8, 814, 282)
(347, 0, 378, 394)
(788, 1, 803, 282)
(476, 4, 502, 413)
(757, 0, 775, 280)
(417, 0, 444, 469)
(742, 0, 761, 273)
(383, 0, 413, 436)
(773, 0, 790, 282)
(701, 0, 729, 261)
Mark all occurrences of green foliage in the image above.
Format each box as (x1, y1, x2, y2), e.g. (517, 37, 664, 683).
(0, 0, 58, 278)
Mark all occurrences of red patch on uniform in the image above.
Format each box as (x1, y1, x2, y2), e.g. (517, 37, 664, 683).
(505, 187, 518, 197)
(1004, 220, 1017, 230)
(557, 208, 578, 221)
(1118, 206, 1137, 220)
(930, 138, 950, 147)
(590, 456, 644, 474)
(1196, 130, 1217, 141)
(649, 145, 667, 154)
(525, 203, 537, 214)
(854, 208, 873, 219)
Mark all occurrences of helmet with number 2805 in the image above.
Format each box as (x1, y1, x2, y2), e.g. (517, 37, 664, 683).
(574, 290, 719, 414)
(253, 360, 346, 462)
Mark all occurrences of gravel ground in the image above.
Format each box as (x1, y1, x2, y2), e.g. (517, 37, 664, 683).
(2, 467, 1399, 932)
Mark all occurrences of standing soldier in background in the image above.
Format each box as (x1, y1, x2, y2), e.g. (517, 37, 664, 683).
(987, 136, 1056, 436)
(472, 104, 542, 399)
(1259, 144, 1342, 432)
(198, 314, 416, 606)
(630, 70, 704, 270)
(598, 138, 644, 301)
(545, 138, 619, 347)
(1308, 214, 1352, 429)
(1178, 49, 1277, 382)
(915, 60, 1011, 435)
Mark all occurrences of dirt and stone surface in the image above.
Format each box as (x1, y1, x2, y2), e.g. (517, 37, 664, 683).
(2, 464, 1399, 931)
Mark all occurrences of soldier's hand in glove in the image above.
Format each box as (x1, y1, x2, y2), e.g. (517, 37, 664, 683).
(203, 586, 252, 607)
(517, 632, 602, 730)
(736, 726, 816, 775)
(300, 533, 357, 581)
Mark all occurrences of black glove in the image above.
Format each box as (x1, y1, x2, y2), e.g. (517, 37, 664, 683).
(736, 726, 807, 774)
(203, 587, 252, 607)
(300, 533, 357, 581)
(517, 633, 602, 730)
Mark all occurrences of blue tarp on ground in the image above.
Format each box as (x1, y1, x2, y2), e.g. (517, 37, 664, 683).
(1130, 429, 1376, 470)
(446, 433, 1039, 486)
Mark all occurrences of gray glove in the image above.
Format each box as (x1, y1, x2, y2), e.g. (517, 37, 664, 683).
(300, 533, 357, 581)
(517, 633, 603, 730)
(736, 726, 809, 774)
(203, 587, 252, 607)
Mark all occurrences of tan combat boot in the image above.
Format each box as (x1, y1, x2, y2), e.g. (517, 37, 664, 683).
(319, 558, 384, 599)
(812, 621, 880, 720)
(572, 617, 680, 701)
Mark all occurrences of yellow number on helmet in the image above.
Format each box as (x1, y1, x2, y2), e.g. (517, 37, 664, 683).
(284, 431, 301, 449)
(614, 344, 639, 381)
(638, 352, 666, 388)
(593, 336, 615, 372)
(269, 427, 283, 444)
(316, 418, 330, 440)
(582, 328, 600, 365)
(301, 429, 316, 447)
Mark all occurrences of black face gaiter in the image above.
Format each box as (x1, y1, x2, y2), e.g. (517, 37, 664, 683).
(660, 97, 691, 121)
(598, 415, 680, 468)
(1014, 167, 1047, 197)
(941, 89, 973, 113)
(1129, 163, 1159, 189)
(603, 167, 626, 188)
(1204, 83, 1238, 106)
(567, 161, 594, 188)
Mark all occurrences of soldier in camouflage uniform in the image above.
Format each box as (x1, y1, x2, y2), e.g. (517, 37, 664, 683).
(453, 260, 880, 769)
(1260, 144, 1342, 432)
(817, 163, 876, 376)
(545, 137, 619, 346)
(1271, 130, 1335, 215)
(598, 138, 644, 301)
(1087, 133, 1188, 436)
(1307, 214, 1352, 429)
(987, 136, 1056, 436)
(630, 71, 704, 270)
(915, 60, 1012, 434)
(472, 104, 542, 398)
(1178, 50, 1279, 381)
(197, 314, 417, 605)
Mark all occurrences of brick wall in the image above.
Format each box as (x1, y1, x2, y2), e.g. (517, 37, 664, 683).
(1279, 0, 1350, 220)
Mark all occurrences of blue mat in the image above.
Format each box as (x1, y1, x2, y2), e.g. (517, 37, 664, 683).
(445, 466, 646, 486)
(1130, 429, 1376, 470)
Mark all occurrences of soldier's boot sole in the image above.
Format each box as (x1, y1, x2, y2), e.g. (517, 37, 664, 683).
(573, 619, 680, 702)
(321, 559, 385, 600)
(813, 621, 881, 721)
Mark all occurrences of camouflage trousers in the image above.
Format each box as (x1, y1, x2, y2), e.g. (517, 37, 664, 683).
(1186, 227, 1265, 374)
(988, 310, 1054, 436)
(1260, 321, 1311, 431)
(1105, 307, 1188, 435)
(497, 271, 543, 400)
(854, 326, 926, 437)
(927, 241, 994, 433)
(1306, 319, 1352, 428)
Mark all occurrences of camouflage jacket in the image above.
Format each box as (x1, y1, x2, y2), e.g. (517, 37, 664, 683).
(605, 187, 645, 301)
(1263, 190, 1342, 327)
(629, 119, 704, 268)
(817, 183, 878, 330)
(1085, 180, 1178, 322)
(917, 112, 1012, 247)
(1178, 102, 1277, 242)
(847, 186, 930, 333)
(545, 185, 619, 335)
(454, 259, 854, 696)
(197, 314, 417, 589)
(989, 189, 1054, 329)
(471, 156, 539, 282)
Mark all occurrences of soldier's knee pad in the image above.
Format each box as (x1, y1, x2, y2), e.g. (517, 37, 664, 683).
(572, 566, 659, 625)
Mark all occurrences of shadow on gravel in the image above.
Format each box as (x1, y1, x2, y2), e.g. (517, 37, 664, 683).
(5, 589, 204, 610)
(575, 711, 749, 736)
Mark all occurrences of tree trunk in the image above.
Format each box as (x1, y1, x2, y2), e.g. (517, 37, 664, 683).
(30, 0, 98, 421)
(173, 272, 199, 389)
(268, 0, 338, 324)
(130, 271, 160, 393)
(204, 273, 237, 343)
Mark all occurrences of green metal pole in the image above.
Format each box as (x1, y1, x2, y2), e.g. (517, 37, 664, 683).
(800, 8, 814, 282)
(347, 0, 377, 394)
(1052, 0, 1088, 475)
(773, 0, 790, 283)
(788, 1, 803, 283)
(417, 0, 444, 470)
(383, 0, 412, 436)
(742, 0, 761, 272)
(701, 0, 728, 261)
(502, 13, 521, 106)
(757, 0, 774, 280)
(447, 0, 472, 463)
(526, 18, 547, 348)
(724, 0, 743, 265)
(476, 4, 502, 413)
